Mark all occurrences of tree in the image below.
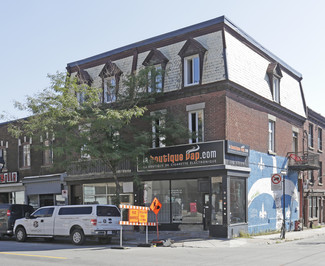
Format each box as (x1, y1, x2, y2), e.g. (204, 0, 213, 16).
(9, 67, 190, 205)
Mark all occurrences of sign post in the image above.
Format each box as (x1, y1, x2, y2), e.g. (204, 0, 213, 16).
(118, 205, 156, 248)
(150, 197, 162, 242)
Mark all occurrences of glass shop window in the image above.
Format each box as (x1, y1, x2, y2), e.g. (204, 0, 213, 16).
(211, 176, 223, 225)
(144, 180, 170, 223)
(171, 179, 201, 224)
(229, 177, 246, 224)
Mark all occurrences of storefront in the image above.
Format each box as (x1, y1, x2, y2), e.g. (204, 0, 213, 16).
(23, 173, 68, 209)
(137, 140, 250, 238)
(66, 140, 250, 238)
(0, 172, 25, 204)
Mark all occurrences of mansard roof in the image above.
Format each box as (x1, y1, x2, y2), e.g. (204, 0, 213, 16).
(67, 16, 302, 79)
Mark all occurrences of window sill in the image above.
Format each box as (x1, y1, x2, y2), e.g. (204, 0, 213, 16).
(318, 183, 323, 186)
(318, 149, 323, 153)
(268, 150, 276, 156)
(308, 146, 314, 151)
(19, 166, 31, 170)
(184, 82, 200, 87)
(41, 164, 53, 168)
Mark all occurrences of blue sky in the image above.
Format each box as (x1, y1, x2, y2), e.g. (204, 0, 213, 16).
(1, 0, 325, 121)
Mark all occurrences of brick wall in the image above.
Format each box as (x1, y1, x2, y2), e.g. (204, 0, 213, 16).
(148, 90, 227, 143)
(226, 91, 304, 156)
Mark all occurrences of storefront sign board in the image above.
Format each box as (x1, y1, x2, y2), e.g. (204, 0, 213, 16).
(0, 172, 18, 184)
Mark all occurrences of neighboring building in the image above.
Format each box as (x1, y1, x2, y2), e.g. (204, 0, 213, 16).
(0, 120, 67, 209)
(65, 16, 312, 238)
(301, 108, 325, 227)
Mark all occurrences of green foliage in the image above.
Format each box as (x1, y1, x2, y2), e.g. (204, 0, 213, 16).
(9, 68, 189, 204)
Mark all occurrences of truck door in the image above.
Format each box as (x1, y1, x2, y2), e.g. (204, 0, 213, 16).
(28, 207, 55, 235)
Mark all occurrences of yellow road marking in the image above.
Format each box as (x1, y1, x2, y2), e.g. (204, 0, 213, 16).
(0, 252, 67, 259)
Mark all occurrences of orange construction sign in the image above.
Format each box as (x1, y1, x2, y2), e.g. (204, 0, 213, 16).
(128, 209, 139, 223)
(150, 197, 162, 215)
(138, 210, 148, 223)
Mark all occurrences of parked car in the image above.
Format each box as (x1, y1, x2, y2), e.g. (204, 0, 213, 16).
(0, 204, 34, 239)
(14, 204, 121, 245)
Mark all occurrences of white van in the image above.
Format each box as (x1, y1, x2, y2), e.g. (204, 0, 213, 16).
(14, 204, 120, 245)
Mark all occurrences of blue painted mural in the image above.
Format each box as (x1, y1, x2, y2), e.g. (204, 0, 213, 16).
(248, 150, 299, 234)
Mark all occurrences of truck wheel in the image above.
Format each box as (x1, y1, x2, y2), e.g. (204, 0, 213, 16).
(98, 237, 112, 244)
(15, 227, 27, 242)
(71, 229, 85, 245)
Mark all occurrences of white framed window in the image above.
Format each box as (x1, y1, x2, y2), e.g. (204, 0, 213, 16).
(151, 111, 166, 148)
(43, 140, 53, 165)
(104, 78, 117, 103)
(273, 77, 280, 103)
(23, 143, 31, 167)
(318, 128, 322, 151)
(189, 110, 204, 143)
(0, 146, 7, 170)
(292, 131, 298, 154)
(77, 91, 85, 104)
(268, 120, 275, 152)
(309, 124, 314, 148)
(318, 162, 323, 184)
(308, 170, 314, 184)
(184, 54, 200, 86)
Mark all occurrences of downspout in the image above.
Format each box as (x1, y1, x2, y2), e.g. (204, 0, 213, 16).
(222, 27, 229, 140)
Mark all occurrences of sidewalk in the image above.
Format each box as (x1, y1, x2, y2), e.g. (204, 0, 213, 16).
(119, 227, 325, 248)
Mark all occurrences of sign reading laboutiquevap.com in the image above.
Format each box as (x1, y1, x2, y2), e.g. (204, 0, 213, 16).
(138, 141, 224, 171)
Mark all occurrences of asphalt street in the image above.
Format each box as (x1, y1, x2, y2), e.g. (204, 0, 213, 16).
(1, 228, 325, 265)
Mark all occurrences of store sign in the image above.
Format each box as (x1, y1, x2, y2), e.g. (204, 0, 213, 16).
(138, 141, 224, 171)
(226, 140, 249, 157)
(0, 172, 18, 184)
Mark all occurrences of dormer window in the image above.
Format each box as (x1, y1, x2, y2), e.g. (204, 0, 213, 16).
(267, 62, 282, 103)
(184, 54, 200, 86)
(178, 38, 207, 88)
(148, 65, 162, 93)
(99, 61, 122, 103)
(104, 77, 117, 103)
(143, 49, 168, 92)
(76, 69, 92, 105)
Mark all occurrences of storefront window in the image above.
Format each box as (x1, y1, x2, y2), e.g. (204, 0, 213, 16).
(144, 180, 170, 223)
(211, 176, 223, 225)
(143, 179, 203, 224)
(83, 182, 133, 205)
(11, 191, 25, 204)
(28, 195, 39, 209)
(230, 178, 246, 224)
(171, 180, 201, 224)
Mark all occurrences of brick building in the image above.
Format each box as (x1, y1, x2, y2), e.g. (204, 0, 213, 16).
(301, 108, 325, 227)
(0, 16, 321, 238)
(0, 120, 68, 208)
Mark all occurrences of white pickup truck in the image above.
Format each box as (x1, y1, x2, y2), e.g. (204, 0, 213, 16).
(14, 204, 120, 245)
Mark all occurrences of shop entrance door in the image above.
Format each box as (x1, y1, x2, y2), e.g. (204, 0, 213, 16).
(203, 193, 210, 230)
